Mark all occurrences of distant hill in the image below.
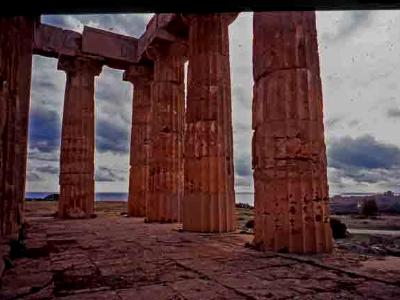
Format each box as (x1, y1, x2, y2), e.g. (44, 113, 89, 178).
(26, 193, 59, 201)
(330, 192, 400, 215)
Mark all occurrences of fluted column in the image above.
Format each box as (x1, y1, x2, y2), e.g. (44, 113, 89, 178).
(252, 12, 333, 253)
(146, 43, 186, 222)
(57, 56, 102, 219)
(183, 14, 237, 232)
(0, 17, 36, 237)
(123, 64, 153, 217)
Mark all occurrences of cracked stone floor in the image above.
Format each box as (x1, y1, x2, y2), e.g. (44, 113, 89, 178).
(1, 201, 400, 299)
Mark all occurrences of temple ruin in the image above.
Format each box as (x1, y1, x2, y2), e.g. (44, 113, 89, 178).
(0, 12, 333, 254)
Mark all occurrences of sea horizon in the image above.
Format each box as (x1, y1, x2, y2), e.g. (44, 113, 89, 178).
(26, 191, 393, 207)
(26, 191, 256, 205)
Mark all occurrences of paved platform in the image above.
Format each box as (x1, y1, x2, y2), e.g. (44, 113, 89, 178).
(1, 202, 400, 299)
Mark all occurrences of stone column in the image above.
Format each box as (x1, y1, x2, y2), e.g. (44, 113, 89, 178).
(123, 64, 153, 217)
(252, 12, 333, 253)
(0, 17, 36, 238)
(57, 56, 102, 219)
(145, 43, 186, 223)
(182, 14, 237, 232)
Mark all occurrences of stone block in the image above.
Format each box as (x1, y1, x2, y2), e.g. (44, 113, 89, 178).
(33, 24, 81, 58)
(82, 26, 137, 64)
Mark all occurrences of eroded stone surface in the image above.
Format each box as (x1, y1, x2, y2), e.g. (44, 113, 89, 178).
(0, 16, 36, 238)
(252, 12, 332, 253)
(183, 14, 237, 233)
(82, 26, 138, 66)
(123, 64, 153, 217)
(57, 56, 103, 219)
(1, 201, 399, 300)
(33, 23, 81, 58)
(146, 42, 186, 223)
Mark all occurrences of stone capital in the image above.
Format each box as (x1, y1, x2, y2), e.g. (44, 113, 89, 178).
(57, 55, 103, 77)
(145, 42, 188, 62)
(123, 64, 153, 85)
(181, 13, 239, 26)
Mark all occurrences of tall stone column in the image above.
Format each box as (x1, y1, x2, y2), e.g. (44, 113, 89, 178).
(57, 56, 102, 219)
(252, 12, 333, 253)
(183, 14, 237, 232)
(123, 65, 153, 217)
(145, 43, 186, 222)
(0, 17, 36, 238)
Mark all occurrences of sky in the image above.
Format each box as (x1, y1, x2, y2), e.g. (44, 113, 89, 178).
(26, 11, 400, 196)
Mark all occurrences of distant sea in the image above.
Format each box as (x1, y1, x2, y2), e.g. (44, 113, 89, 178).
(27, 191, 392, 207)
(26, 192, 256, 205)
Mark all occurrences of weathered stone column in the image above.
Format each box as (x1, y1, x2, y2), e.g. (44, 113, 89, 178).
(123, 64, 153, 217)
(145, 43, 186, 222)
(252, 12, 333, 253)
(57, 56, 102, 219)
(183, 14, 237, 232)
(0, 17, 36, 238)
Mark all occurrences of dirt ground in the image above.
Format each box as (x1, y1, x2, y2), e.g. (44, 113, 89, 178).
(332, 214, 400, 231)
(0, 201, 399, 299)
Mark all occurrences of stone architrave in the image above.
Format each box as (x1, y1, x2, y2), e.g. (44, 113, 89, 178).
(145, 42, 186, 223)
(123, 64, 153, 217)
(0, 17, 36, 238)
(252, 12, 333, 253)
(57, 56, 102, 219)
(182, 14, 237, 233)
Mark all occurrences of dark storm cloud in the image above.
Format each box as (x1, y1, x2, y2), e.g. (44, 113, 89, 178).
(36, 81, 59, 92)
(235, 175, 253, 187)
(233, 86, 252, 108)
(328, 166, 400, 189)
(234, 122, 251, 134)
(96, 119, 130, 154)
(95, 167, 125, 182)
(387, 107, 400, 118)
(339, 11, 373, 36)
(28, 150, 59, 162)
(325, 116, 342, 130)
(235, 156, 252, 177)
(28, 108, 61, 153)
(27, 171, 42, 182)
(36, 165, 59, 175)
(96, 74, 128, 104)
(328, 135, 400, 170)
(347, 120, 360, 128)
(321, 11, 373, 42)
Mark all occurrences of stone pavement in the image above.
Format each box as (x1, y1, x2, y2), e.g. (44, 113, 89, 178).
(1, 202, 400, 299)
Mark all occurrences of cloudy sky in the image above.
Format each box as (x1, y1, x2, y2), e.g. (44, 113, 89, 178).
(27, 11, 400, 196)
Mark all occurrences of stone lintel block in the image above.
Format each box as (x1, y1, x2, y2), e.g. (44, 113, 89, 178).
(33, 23, 81, 57)
(137, 14, 188, 62)
(82, 26, 137, 64)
